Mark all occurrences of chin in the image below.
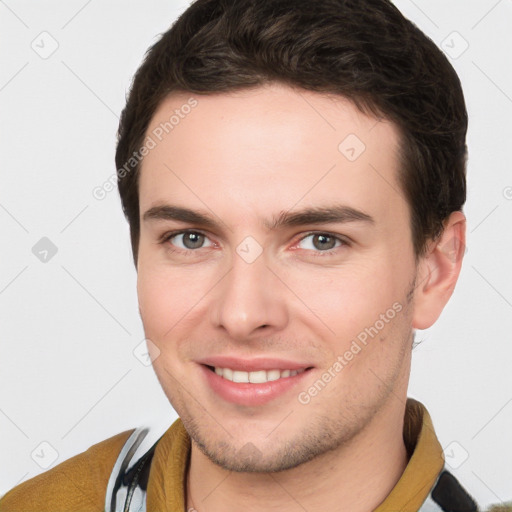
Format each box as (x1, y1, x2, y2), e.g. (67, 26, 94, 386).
(195, 437, 318, 473)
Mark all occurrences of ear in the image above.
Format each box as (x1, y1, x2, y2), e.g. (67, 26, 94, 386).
(412, 211, 466, 330)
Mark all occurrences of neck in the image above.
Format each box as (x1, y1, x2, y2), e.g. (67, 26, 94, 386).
(186, 398, 409, 512)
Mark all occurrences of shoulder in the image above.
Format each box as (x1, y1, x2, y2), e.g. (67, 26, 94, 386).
(0, 429, 134, 512)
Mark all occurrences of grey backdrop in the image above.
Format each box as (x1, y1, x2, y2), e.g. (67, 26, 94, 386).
(1, 0, 511, 507)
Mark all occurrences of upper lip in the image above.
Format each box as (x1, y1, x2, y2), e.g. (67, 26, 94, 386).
(197, 356, 314, 372)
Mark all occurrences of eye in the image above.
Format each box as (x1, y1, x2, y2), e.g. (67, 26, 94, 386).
(162, 230, 214, 252)
(159, 230, 348, 258)
(295, 232, 348, 256)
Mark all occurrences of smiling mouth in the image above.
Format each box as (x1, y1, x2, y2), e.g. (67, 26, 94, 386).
(205, 365, 313, 384)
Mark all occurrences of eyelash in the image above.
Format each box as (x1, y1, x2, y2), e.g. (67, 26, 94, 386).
(159, 230, 350, 258)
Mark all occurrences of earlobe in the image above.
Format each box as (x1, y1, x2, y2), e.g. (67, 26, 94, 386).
(412, 211, 466, 330)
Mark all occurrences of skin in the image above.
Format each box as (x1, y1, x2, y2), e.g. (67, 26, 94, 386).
(136, 82, 466, 511)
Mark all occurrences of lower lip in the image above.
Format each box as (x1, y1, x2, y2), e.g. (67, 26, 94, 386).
(200, 364, 313, 406)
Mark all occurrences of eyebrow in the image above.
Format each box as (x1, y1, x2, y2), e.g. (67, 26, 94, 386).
(143, 203, 374, 231)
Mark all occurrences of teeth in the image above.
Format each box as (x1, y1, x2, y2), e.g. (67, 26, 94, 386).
(267, 369, 280, 381)
(248, 370, 267, 384)
(212, 366, 306, 383)
(232, 370, 249, 383)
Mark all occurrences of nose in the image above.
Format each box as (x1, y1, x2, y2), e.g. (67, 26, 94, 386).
(209, 248, 288, 340)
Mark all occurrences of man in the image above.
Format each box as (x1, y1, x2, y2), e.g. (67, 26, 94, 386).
(1, 0, 504, 511)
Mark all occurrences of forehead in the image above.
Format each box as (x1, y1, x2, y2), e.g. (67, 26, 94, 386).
(138, 83, 405, 227)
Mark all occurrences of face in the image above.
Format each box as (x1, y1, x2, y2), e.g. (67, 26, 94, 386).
(136, 83, 418, 472)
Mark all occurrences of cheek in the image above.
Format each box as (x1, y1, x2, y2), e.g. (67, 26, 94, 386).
(287, 255, 408, 339)
(299, 260, 412, 377)
(136, 261, 212, 342)
(137, 265, 181, 338)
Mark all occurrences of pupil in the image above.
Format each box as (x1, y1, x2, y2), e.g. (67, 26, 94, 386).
(185, 232, 203, 249)
(315, 234, 334, 250)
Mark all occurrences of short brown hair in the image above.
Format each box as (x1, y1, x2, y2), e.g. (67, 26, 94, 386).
(116, 0, 468, 265)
